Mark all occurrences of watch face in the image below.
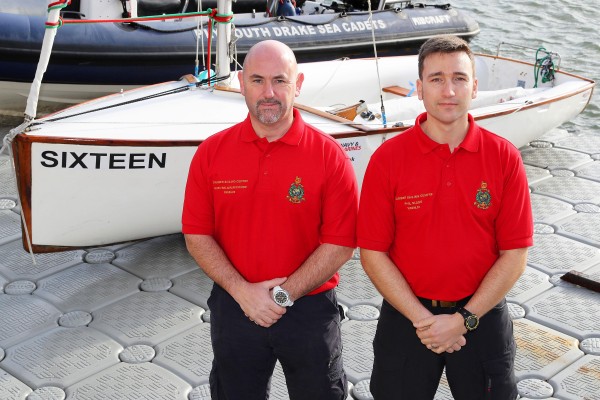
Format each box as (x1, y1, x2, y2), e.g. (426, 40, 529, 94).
(465, 315, 479, 331)
(274, 290, 288, 305)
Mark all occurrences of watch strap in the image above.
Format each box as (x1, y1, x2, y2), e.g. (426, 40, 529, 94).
(456, 307, 471, 319)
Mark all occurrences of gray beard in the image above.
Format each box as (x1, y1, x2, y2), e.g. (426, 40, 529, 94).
(256, 99, 283, 124)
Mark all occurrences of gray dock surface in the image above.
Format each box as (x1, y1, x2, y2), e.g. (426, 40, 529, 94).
(1, 127, 599, 399)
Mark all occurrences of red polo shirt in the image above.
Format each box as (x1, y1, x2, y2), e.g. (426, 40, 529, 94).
(183, 109, 358, 294)
(357, 113, 533, 300)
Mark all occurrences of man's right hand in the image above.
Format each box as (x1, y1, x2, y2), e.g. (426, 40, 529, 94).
(414, 314, 467, 354)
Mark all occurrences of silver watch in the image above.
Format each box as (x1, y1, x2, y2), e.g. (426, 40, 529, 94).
(272, 285, 294, 307)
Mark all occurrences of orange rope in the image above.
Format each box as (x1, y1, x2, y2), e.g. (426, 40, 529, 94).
(57, 9, 233, 25)
(47, 0, 71, 10)
(42, 2, 233, 79)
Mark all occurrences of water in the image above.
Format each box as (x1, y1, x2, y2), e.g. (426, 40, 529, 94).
(1, 0, 599, 134)
(455, 0, 599, 134)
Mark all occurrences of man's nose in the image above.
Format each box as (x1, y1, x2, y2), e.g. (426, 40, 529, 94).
(442, 81, 455, 96)
(263, 82, 275, 97)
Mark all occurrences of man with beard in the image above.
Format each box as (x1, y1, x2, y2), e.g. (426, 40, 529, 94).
(182, 40, 358, 399)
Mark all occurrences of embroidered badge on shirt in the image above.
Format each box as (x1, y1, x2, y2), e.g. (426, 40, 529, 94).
(287, 176, 306, 204)
(474, 181, 491, 209)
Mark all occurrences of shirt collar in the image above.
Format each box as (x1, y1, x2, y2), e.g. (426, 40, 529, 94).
(240, 108, 304, 146)
(414, 112, 480, 154)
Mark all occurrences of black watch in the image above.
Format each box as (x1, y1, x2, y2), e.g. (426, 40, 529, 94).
(457, 307, 479, 331)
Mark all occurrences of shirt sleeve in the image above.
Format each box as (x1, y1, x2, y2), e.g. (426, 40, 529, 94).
(496, 145, 534, 250)
(181, 142, 215, 235)
(357, 146, 397, 252)
(319, 141, 359, 248)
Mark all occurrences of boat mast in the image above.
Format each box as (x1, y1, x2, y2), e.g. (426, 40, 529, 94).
(216, 0, 232, 79)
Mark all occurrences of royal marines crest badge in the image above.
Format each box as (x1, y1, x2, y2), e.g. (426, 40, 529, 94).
(287, 176, 306, 204)
(474, 181, 491, 209)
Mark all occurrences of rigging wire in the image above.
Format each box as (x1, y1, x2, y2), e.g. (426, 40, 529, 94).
(37, 74, 231, 124)
(194, 0, 206, 77)
(366, 0, 387, 129)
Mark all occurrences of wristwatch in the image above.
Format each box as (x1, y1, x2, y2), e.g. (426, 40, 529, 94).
(457, 307, 479, 331)
(272, 286, 294, 307)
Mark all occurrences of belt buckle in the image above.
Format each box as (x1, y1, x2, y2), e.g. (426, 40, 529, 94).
(432, 300, 457, 307)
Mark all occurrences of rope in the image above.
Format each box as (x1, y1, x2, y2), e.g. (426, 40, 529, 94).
(194, 0, 205, 77)
(44, 2, 233, 79)
(533, 47, 555, 88)
(53, 9, 233, 25)
(30, 0, 233, 122)
(37, 74, 230, 124)
(47, 0, 71, 11)
(45, 0, 71, 28)
(366, 0, 387, 128)
(205, 10, 218, 83)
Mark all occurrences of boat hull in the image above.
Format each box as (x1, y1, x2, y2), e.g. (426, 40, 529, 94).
(17, 139, 198, 249)
(9, 54, 595, 252)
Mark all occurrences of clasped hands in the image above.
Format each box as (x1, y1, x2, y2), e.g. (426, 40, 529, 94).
(235, 277, 288, 328)
(414, 313, 467, 354)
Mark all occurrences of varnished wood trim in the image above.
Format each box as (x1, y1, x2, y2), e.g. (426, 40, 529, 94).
(14, 134, 203, 147)
(11, 134, 34, 253)
(382, 86, 412, 97)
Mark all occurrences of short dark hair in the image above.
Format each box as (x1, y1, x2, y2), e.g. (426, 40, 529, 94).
(418, 35, 474, 79)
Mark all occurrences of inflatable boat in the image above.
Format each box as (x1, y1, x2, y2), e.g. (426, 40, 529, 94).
(0, 0, 479, 114)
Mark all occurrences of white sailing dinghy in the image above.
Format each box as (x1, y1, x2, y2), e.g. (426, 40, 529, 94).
(3, 0, 595, 252)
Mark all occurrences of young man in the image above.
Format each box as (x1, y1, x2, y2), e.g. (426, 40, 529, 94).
(182, 40, 358, 399)
(357, 36, 533, 399)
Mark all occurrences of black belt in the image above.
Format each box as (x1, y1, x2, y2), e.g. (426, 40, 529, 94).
(418, 295, 472, 308)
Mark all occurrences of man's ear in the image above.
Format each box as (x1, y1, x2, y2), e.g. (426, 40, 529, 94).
(416, 79, 423, 100)
(238, 71, 245, 95)
(295, 72, 305, 97)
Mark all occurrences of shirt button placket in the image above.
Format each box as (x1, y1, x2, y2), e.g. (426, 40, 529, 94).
(264, 153, 271, 175)
(442, 157, 456, 192)
(259, 150, 272, 189)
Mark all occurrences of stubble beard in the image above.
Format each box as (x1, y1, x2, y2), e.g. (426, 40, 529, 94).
(256, 99, 284, 124)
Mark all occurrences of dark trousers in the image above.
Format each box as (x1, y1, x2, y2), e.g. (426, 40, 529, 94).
(370, 298, 517, 400)
(208, 284, 347, 400)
